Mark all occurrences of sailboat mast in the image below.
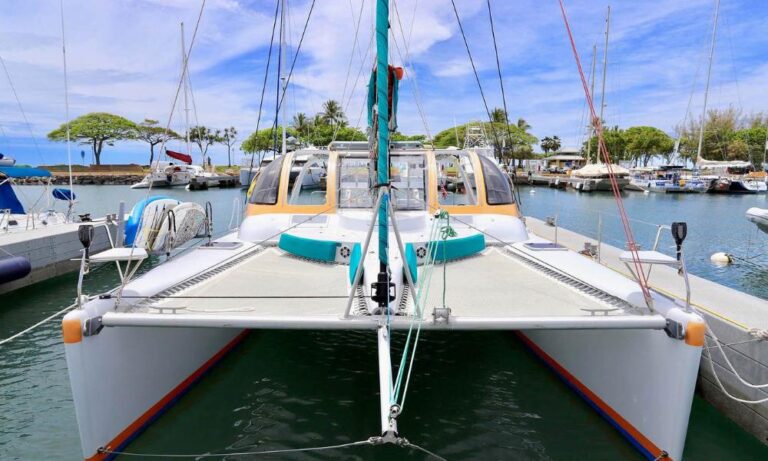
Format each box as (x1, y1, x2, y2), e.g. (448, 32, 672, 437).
(280, 0, 287, 156)
(597, 5, 610, 165)
(181, 22, 192, 164)
(375, 0, 390, 276)
(696, 0, 720, 165)
(587, 44, 597, 164)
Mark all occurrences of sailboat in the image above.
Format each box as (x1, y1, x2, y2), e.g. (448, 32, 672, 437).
(570, 6, 630, 192)
(62, 2, 708, 460)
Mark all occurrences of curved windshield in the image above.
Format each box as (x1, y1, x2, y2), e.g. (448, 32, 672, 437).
(288, 153, 328, 205)
(436, 153, 477, 206)
(478, 155, 514, 205)
(249, 155, 284, 205)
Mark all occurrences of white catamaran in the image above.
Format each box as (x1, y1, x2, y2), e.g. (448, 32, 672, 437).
(62, 2, 709, 460)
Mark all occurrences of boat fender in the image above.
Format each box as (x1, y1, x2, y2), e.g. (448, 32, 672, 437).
(0, 255, 31, 284)
(685, 321, 706, 347)
(62, 318, 83, 344)
(709, 252, 732, 265)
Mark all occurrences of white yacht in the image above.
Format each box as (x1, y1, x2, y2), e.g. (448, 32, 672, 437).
(570, 163, 630, 191)
(63, 144, 706, 461)
(60, 3, 709, 460)
(629, 166, 707, 193)
(130, 160, 193, 189)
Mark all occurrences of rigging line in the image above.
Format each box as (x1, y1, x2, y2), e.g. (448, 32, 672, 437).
(99, 439, 373, 458)
(331, 0, 367, 143)
(0, 55, 44, 165)
(486, 0, 515, 161)
(271, 0, 284, 154)
(58, 0, 75, 211)
(118, 0, 207, 296)
(556, 0, 651, 304)
(406, 441, 450, 461)
(0, 303, 77, 347)
(269, 0, 316, 150)
(245, 0, 280, 195)
(391, 0, 432, 141)
(448, 0, 503, 158)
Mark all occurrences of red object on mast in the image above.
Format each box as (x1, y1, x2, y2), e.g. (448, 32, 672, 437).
(166, 150, 192, 164)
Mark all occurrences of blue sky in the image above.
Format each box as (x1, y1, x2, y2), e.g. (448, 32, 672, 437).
(0, 0, 765, 167)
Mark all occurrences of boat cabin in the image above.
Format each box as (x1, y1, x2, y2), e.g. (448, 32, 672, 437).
(245, 142, 520, 218)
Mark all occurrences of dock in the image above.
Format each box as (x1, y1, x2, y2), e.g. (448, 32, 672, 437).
(525, 216, 768, 445)
(0, 221, 114, 294)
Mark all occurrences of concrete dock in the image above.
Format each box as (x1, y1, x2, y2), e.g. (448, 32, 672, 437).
(526, 216, 768, 445)
(0, 221, 114, 294)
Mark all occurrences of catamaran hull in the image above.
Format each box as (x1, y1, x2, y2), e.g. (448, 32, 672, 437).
(570, 177, 630, 192)
(63, 316, 699, 460)
(520, 328, 700, 460)
(63, 309, 244, 461)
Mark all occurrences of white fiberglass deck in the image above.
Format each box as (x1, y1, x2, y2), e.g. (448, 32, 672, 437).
(103, 245, 666, 331)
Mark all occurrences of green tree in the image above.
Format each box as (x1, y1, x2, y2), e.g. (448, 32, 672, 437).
(391, 132, 426, 142)
(432, 120, 537, 166)
(188, 126, 222, 164)
(220, 126, 238, 167)
(291, 113, 311, 140)
(321, 99, 346, 127)
(134, 119, 179, 165)
(241, 126, 298, 154)
(47, 112, 136, 165)
(490, 107, 507, 124)
(624, 126, 675, 166)
(540, 135, 562, 154)
(583, 126, 627, 162)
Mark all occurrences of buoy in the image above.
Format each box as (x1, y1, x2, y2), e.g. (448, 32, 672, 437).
(710, 252, 732, 265)
(643, 190, 650, 195)
(529, 189, 536, 195)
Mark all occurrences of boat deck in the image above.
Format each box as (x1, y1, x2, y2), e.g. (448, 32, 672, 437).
(104, 245, 666, 331)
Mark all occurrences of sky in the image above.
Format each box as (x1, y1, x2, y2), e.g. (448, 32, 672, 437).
(0, 0, 765, 167)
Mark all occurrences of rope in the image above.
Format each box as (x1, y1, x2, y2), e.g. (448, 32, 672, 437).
(0, 303, 78, 347)
(243, 0, 280, 197)
(448, 0, 504, 159)
(99, 439, 372, 458)
(556, 0, 652, 306)
(407, 442, 449, 461)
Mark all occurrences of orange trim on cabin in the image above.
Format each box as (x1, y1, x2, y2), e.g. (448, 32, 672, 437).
(62, 318, 83, 344)
(84, 330, 249, 461)
(516, 332, 671, 461)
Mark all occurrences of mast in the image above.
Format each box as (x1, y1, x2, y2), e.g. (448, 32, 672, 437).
(375, 0, 390, 282)
(59, 0, 74, 217)
(181, 22, 192, 165)
(695, 0, 720, 165)
(597, 5, 610, 165)
(280, 0, 287, 156)
(587, 44, 597, 164)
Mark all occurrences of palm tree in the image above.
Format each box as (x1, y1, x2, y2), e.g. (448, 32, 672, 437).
(516, 118, 532, 132)
(551, 135, 562, 152)
(490, 107, 508, 124)
(292, 113, 310, 139)
(541, 136, 554, 154)
(321, 99, 346, 127)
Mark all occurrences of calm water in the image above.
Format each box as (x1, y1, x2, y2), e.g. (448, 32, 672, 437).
(1, 185, 767, 460)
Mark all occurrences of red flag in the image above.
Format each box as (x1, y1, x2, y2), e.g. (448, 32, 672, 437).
(166, 150, 192, 164)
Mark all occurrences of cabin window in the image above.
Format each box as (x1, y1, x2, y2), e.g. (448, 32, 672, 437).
(478, 154, 514, 205)
(338, 156, 374, 208)
(249, 155, 284, 205)
(435, 153, 477, 206)
(287, 153, 328, 205)
(390, 155, 426, 210)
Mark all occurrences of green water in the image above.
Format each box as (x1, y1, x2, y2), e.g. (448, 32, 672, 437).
(1, 185, 767, 460)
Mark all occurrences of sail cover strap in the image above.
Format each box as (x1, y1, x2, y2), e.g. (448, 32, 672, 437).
(367, 65, 403, 132)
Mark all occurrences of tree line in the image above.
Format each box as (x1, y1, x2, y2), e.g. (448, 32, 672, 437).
(579, 109, 767, 167)
(47, 113, 239, 166)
